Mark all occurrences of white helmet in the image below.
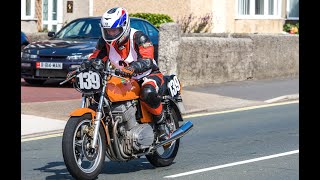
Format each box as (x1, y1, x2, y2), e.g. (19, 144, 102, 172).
(100, 7, 130, 45)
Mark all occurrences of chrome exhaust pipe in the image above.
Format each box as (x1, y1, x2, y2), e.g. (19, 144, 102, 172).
(154, 121, 193, 149)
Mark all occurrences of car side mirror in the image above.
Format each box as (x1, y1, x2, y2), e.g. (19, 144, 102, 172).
(48, 32, 55, 37)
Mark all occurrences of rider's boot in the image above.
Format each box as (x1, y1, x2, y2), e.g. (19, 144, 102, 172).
(153, 111, 167, 141)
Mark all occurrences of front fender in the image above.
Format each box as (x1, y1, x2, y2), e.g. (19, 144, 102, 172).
(69, 108, 110, 145)
(69, 108, 96, 120)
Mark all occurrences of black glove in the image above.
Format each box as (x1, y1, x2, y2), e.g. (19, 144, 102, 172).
(80, 59, 93, 70)
(115, 69, 133, 78)
(66, 70, 76, 82)
(91, 58, 104, 71)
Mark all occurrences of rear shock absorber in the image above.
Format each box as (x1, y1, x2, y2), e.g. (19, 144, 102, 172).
(162, 98, 171, 122)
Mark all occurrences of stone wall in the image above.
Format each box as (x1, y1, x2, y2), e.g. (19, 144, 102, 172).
(158, 23, 299, 86)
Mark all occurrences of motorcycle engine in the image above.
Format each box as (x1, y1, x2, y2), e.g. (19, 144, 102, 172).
(111, 101, 154, 152)
(127, 124, 154, 151)
(111, 101, 138, 130)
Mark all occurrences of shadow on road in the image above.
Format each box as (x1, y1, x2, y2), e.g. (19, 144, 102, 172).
(101, 158, 156, 175)
(34, 161, 75, 180)
(34, 158, 159, 179)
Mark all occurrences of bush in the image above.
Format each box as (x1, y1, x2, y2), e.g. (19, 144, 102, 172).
(176, 13, 213, 33)
(283, 22, 299, 34)
(129, 13, 174, 28)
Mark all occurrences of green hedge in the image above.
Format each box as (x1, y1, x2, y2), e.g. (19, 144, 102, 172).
(129, 13, 174, 28)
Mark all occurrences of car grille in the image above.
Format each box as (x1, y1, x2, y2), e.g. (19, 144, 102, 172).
(36, 69, 67, 78)
(39, 55, 68, 60)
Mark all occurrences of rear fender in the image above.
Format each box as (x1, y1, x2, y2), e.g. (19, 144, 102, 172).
(168, 99, 184, 122)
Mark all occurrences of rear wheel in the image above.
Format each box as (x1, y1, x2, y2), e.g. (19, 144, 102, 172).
(24, 79, 46, 85)
(62, 114, 106, 180)
(146, 109, 180, 167)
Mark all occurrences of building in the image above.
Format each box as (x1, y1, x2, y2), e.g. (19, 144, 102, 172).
(21, 0, 93, 33)
(21, 0, 299, 33)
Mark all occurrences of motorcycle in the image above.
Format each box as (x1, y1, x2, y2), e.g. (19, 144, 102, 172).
(60, 58, 193, 180)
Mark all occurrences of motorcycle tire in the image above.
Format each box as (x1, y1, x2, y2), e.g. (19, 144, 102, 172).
(146, 108, 180, 167)
(62, 113, 106, 180)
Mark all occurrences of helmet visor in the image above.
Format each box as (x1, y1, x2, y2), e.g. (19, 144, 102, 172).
(101, 27, 124, 41)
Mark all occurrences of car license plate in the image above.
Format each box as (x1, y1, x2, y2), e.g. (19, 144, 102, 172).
(39, 62, 63, 69)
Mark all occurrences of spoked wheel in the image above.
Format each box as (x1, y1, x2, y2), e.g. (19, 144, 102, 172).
(146, 109, 180, 167)
(62, 114, 106, 180)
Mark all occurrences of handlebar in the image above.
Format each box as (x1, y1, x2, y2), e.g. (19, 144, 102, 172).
(59, 69, 79, 85)
(108, 69, 132, 82)
(59, 68, 131, 86)
(59, 74, 76, 85)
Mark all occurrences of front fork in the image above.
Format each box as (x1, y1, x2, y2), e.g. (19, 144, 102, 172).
(79, 95, 110, 150)
(87, 75, 109, 149)
(91, 111, 103, 149)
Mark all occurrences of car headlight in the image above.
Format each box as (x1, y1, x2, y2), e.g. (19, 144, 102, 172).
(21, 52, 38, 59)
(67, 53, 92, 61)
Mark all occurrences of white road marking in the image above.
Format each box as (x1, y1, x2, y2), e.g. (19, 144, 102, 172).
(183, 100, 298, 119)
(21, 133, 63, 142)
(164, 150, 299, 178)
(264, 94, 299, 103)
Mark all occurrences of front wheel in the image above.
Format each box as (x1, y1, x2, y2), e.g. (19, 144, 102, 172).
(146, 108, 180, 167)
(62, 114, 106, 180)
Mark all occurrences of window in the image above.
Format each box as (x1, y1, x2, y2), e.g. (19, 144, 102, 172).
(287, 0, 299, 19)
(55, 19, 101, 39)
(255, 0, 264, 15)
(43, 0, 48, 21)
(237, 0, 281, 18)
(130, 20, 147, 35)
(52, 0, 57, 20)
(144, 22, 158, 37)
(42, 0, 63, 32)
(26, 0, 31, 16)
(56, 21, 86, 38)
(52, 25, 57, 33)
(21, 0, 35, 19)
(144, 22, 159, 45)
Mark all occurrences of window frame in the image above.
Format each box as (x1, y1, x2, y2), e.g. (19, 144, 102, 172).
(21, 0, 36, 20)
(235, 0, 283, 19)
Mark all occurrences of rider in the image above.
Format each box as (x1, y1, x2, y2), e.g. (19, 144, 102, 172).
(84, 7, 166, 135)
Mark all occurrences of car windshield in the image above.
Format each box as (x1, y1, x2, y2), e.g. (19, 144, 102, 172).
(54, 18, 101, 39)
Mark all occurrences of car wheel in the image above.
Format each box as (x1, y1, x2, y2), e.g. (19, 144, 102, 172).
(24, 79, 46, 85)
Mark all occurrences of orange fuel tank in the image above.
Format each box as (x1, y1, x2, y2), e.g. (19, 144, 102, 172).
(106, 76, 140, 102)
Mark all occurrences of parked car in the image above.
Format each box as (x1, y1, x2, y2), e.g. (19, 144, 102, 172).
(21, 17, 159, 85)
(21, 31, 30, 51)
